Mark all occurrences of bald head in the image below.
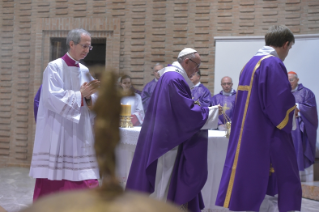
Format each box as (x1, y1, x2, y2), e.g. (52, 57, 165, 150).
(221, 76, 233, 93)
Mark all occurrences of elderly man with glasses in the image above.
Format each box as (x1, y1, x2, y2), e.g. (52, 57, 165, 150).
(29, 28, 100, 201)
(288, 71, 318, 182)
(126, 48, 222, 212)
(211, 76, 236, 130)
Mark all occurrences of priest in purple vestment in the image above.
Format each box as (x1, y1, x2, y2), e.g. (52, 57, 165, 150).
(34, 85, 42, 122)
(211, 76, 236, 130)
(288, 71, 318, 174)
(190, 70, 211, 107)
(126, 48, 222, 212)
(216, 25, 302, 212)
(141, 63, 164, 112)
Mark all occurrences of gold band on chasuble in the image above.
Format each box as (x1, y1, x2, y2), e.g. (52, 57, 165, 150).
(223, 55, 273, 208)
(276, 105, 296, 130)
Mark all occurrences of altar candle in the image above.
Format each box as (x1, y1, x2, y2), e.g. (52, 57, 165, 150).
(121, 104, 131, 116)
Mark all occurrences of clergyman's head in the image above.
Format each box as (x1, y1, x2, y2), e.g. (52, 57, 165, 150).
(288, 71, 299, 90)
(66, 29, 92, 61)
(153, 63, 163, 80)
(265, 25, 294, 62)
(221, 76, 233, 93)
(177, 48, 201, 78)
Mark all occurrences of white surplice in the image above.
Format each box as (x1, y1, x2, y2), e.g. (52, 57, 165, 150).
(151, 61, 219, 201)
(29, 58, 99, 181)
(121, 93, 145, 124)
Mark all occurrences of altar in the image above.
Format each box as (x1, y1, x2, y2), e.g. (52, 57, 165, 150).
(115, 127, 230, 211)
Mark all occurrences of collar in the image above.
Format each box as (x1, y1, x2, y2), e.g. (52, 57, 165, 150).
(61, 53, 80, 67)
(291, 84, 299, 92)
(255, 46, 280, 59)
(194, 82, 201, 87)
(159, 61, 194, 89)
(154, 78, 158, 82)
(221, 89, 235, 96)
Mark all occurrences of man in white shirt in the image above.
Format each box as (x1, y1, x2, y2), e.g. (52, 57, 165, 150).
(29, 28, 100, 201)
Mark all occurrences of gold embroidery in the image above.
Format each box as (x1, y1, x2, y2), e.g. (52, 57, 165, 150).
(194, 100, 201, 106)
(269, 164, 275, 176)
(237, 85, 250, 91)
(276, 105, 296, 130)
(223, 55, 273, 208)
(223, 103, 230, 112)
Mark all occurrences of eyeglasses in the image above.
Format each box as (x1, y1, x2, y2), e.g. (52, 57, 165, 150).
(289, 78, 296, 82)
(221, 83, 232, 86)
(188, 58, 200, 68)
(78, 44, 93, 51)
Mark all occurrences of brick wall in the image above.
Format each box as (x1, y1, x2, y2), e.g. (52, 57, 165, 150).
(0, 0, 318, 166)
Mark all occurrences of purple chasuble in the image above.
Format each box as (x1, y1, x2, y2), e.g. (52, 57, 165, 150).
(211, 90, 236, 126)
(34, 85, 42, 122)
(141, 79, 157, 112)
(215, 55, 301, 211)
(191, 83, 211, 107)
(291, 83, 318, 171)
(126, 71, 210, 212)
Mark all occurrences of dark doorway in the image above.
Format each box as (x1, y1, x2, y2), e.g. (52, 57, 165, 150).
(50, 37, 106, 80)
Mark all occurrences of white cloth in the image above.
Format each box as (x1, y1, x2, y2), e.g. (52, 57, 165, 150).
(201, 105, 220, 130)
(29, 58, 99, 181)
(121, 93, 145, 124)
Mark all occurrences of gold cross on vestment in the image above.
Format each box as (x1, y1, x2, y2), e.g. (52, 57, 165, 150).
(223, 103, 230, 113)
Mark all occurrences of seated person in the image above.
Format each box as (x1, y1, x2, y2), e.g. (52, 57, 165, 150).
(120, 75, 145, 126)
(211, 76, 236, 130)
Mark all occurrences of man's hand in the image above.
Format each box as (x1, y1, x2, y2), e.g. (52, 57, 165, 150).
(80, 79, 100, 98)
(218, 104, 223, 115)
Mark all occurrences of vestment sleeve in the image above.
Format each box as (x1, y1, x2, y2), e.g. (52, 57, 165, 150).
(258, 59, 296, 134)
(200, 87, 212, 107)
(41, 63, 82, 123)
(141, 83, 151, 111)
(132, 94, 145, 124)
(169, 78, 209, 133)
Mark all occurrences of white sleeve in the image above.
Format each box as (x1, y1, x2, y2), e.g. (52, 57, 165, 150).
(201, 105, 219, 130)
(42, 63, 82, 123)
(133, 94, 145, 124)
(292, 110, 296, 130)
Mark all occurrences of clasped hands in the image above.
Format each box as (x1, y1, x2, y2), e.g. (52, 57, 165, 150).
(80, 79, 100, 100)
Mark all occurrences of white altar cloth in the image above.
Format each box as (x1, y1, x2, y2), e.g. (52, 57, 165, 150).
(115, 127, 230, 211)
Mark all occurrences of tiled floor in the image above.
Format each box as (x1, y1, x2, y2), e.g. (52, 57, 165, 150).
(0, 167, 35, 212)
(0, 167, 319, 212)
